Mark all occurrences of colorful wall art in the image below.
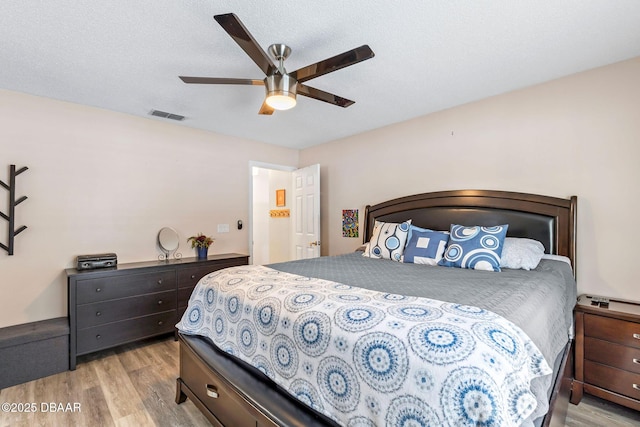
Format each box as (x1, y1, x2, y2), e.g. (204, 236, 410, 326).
(342, 209, 358, 238)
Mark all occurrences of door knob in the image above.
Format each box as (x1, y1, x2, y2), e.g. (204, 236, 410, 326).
(309, 241, 320, 247)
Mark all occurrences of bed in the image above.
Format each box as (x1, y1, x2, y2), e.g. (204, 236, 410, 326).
(175, 189, 577, 427)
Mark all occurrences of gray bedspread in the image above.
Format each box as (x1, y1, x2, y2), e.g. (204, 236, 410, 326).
(269, 252, 575, 365)
(269, 251, 577, 423)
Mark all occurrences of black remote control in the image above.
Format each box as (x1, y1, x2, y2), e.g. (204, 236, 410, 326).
(590, 296, 610, 308)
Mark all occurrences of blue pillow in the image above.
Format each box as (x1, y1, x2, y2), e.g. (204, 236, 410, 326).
(403, 228, 449, 265)
(438, 224, 508, 272)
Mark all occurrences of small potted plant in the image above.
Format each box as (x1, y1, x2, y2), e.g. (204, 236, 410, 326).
(187, 233, 214, 259)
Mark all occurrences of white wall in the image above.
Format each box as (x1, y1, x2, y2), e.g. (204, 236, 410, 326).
(0, 90, 298, 328)
(300, 57, 640, 302)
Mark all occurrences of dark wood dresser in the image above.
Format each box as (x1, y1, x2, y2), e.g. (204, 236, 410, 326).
(66, 253, 248, 369)
(572, 294, 640, 410)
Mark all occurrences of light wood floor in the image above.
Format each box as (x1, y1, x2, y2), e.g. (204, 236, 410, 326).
(2, 336, 639, 426)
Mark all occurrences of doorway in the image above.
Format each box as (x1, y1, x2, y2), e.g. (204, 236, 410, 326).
(249, 162, 320, 265)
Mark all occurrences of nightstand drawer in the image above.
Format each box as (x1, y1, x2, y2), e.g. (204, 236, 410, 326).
(77, 290, 176, 328)
(584, 313, 640, 349)
(585, 336, 640, 374)
(584, 360, 640, 400)
(76, 271, 176, 304)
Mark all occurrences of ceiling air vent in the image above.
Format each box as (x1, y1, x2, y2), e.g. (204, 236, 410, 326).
(149, 109, 185, 121)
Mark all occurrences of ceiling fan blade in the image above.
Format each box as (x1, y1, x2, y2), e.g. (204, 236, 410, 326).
(258, 101, 275, 115)
(297, 84, 355, 108)
(291, 45, 374, 83)
(214, 13, 276, 76)
(179, 76, 264, 85)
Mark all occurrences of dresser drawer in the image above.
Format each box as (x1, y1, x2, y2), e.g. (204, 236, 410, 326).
(177, 260, 246, 289)
(77, 290, 176, 328)
(584, 313, 640, 349)
(177, 265, 213, 309)
(77, 310, 176, 355)
(76, 271, 176, 304)
(177, 260, 247, 307)
(178, 265, 219, 288)
(178, 287, 195, 310)
(177, 305, 188, 323)
(585, 336, 640, 374)
(584, 360, 640, 400)
(180, 341, 258, 427)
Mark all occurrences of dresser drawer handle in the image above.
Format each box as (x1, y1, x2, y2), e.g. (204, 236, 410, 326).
(206, 385, 219, 399)
(157, 300, 163, 305)
(96, 334, 101, 340)
(191, 274, 196, 279)
(634, 359, 640, 365)
(157, 279, 163, 285)
(96, 311, 101, 317)
(158, 321, 163, 326)
(634, 384, 640, 391)
(96, 288, 102, 293)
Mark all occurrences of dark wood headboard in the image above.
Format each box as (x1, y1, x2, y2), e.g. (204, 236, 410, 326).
(364, 190, 577, 273)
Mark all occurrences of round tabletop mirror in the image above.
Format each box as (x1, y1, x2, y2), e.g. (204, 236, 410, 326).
(158, 227, 180, 260)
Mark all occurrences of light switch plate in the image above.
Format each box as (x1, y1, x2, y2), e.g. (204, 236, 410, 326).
(217, 224, 230, 233)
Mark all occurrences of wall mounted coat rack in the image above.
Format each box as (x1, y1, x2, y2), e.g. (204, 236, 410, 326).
(0, 165, 28, 255)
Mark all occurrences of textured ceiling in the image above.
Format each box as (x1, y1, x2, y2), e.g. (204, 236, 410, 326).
(2, 1, 640, 149)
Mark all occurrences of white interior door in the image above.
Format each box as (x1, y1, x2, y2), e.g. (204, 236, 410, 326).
(291, 164, 320, 260)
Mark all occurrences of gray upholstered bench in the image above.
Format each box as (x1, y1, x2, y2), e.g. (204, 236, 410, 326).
(0, 317, 69, 389)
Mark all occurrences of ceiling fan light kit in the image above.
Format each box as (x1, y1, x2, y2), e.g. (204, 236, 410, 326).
(265, 73, 297, 110)
(179, 13, 374, 115)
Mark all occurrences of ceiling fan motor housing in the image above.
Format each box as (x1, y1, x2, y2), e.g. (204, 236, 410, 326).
(265, 73, 297, 110)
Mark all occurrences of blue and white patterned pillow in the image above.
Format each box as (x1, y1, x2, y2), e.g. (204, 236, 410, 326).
(402, 227, 449, 265)
(438, 224, 508, 272)
(363, 220, 412, 262)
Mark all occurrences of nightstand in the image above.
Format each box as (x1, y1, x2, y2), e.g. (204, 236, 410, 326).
(572, 294, 640, 411)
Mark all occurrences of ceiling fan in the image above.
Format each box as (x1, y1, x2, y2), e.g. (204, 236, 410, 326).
(179, 13, 375, 115)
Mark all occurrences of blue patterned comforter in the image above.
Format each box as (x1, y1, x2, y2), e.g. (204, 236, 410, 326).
(177, 265, 552, 427)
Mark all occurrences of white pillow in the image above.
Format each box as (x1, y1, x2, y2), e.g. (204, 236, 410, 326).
(500, 237, 545, 270)
(362, 220, 412, 262)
